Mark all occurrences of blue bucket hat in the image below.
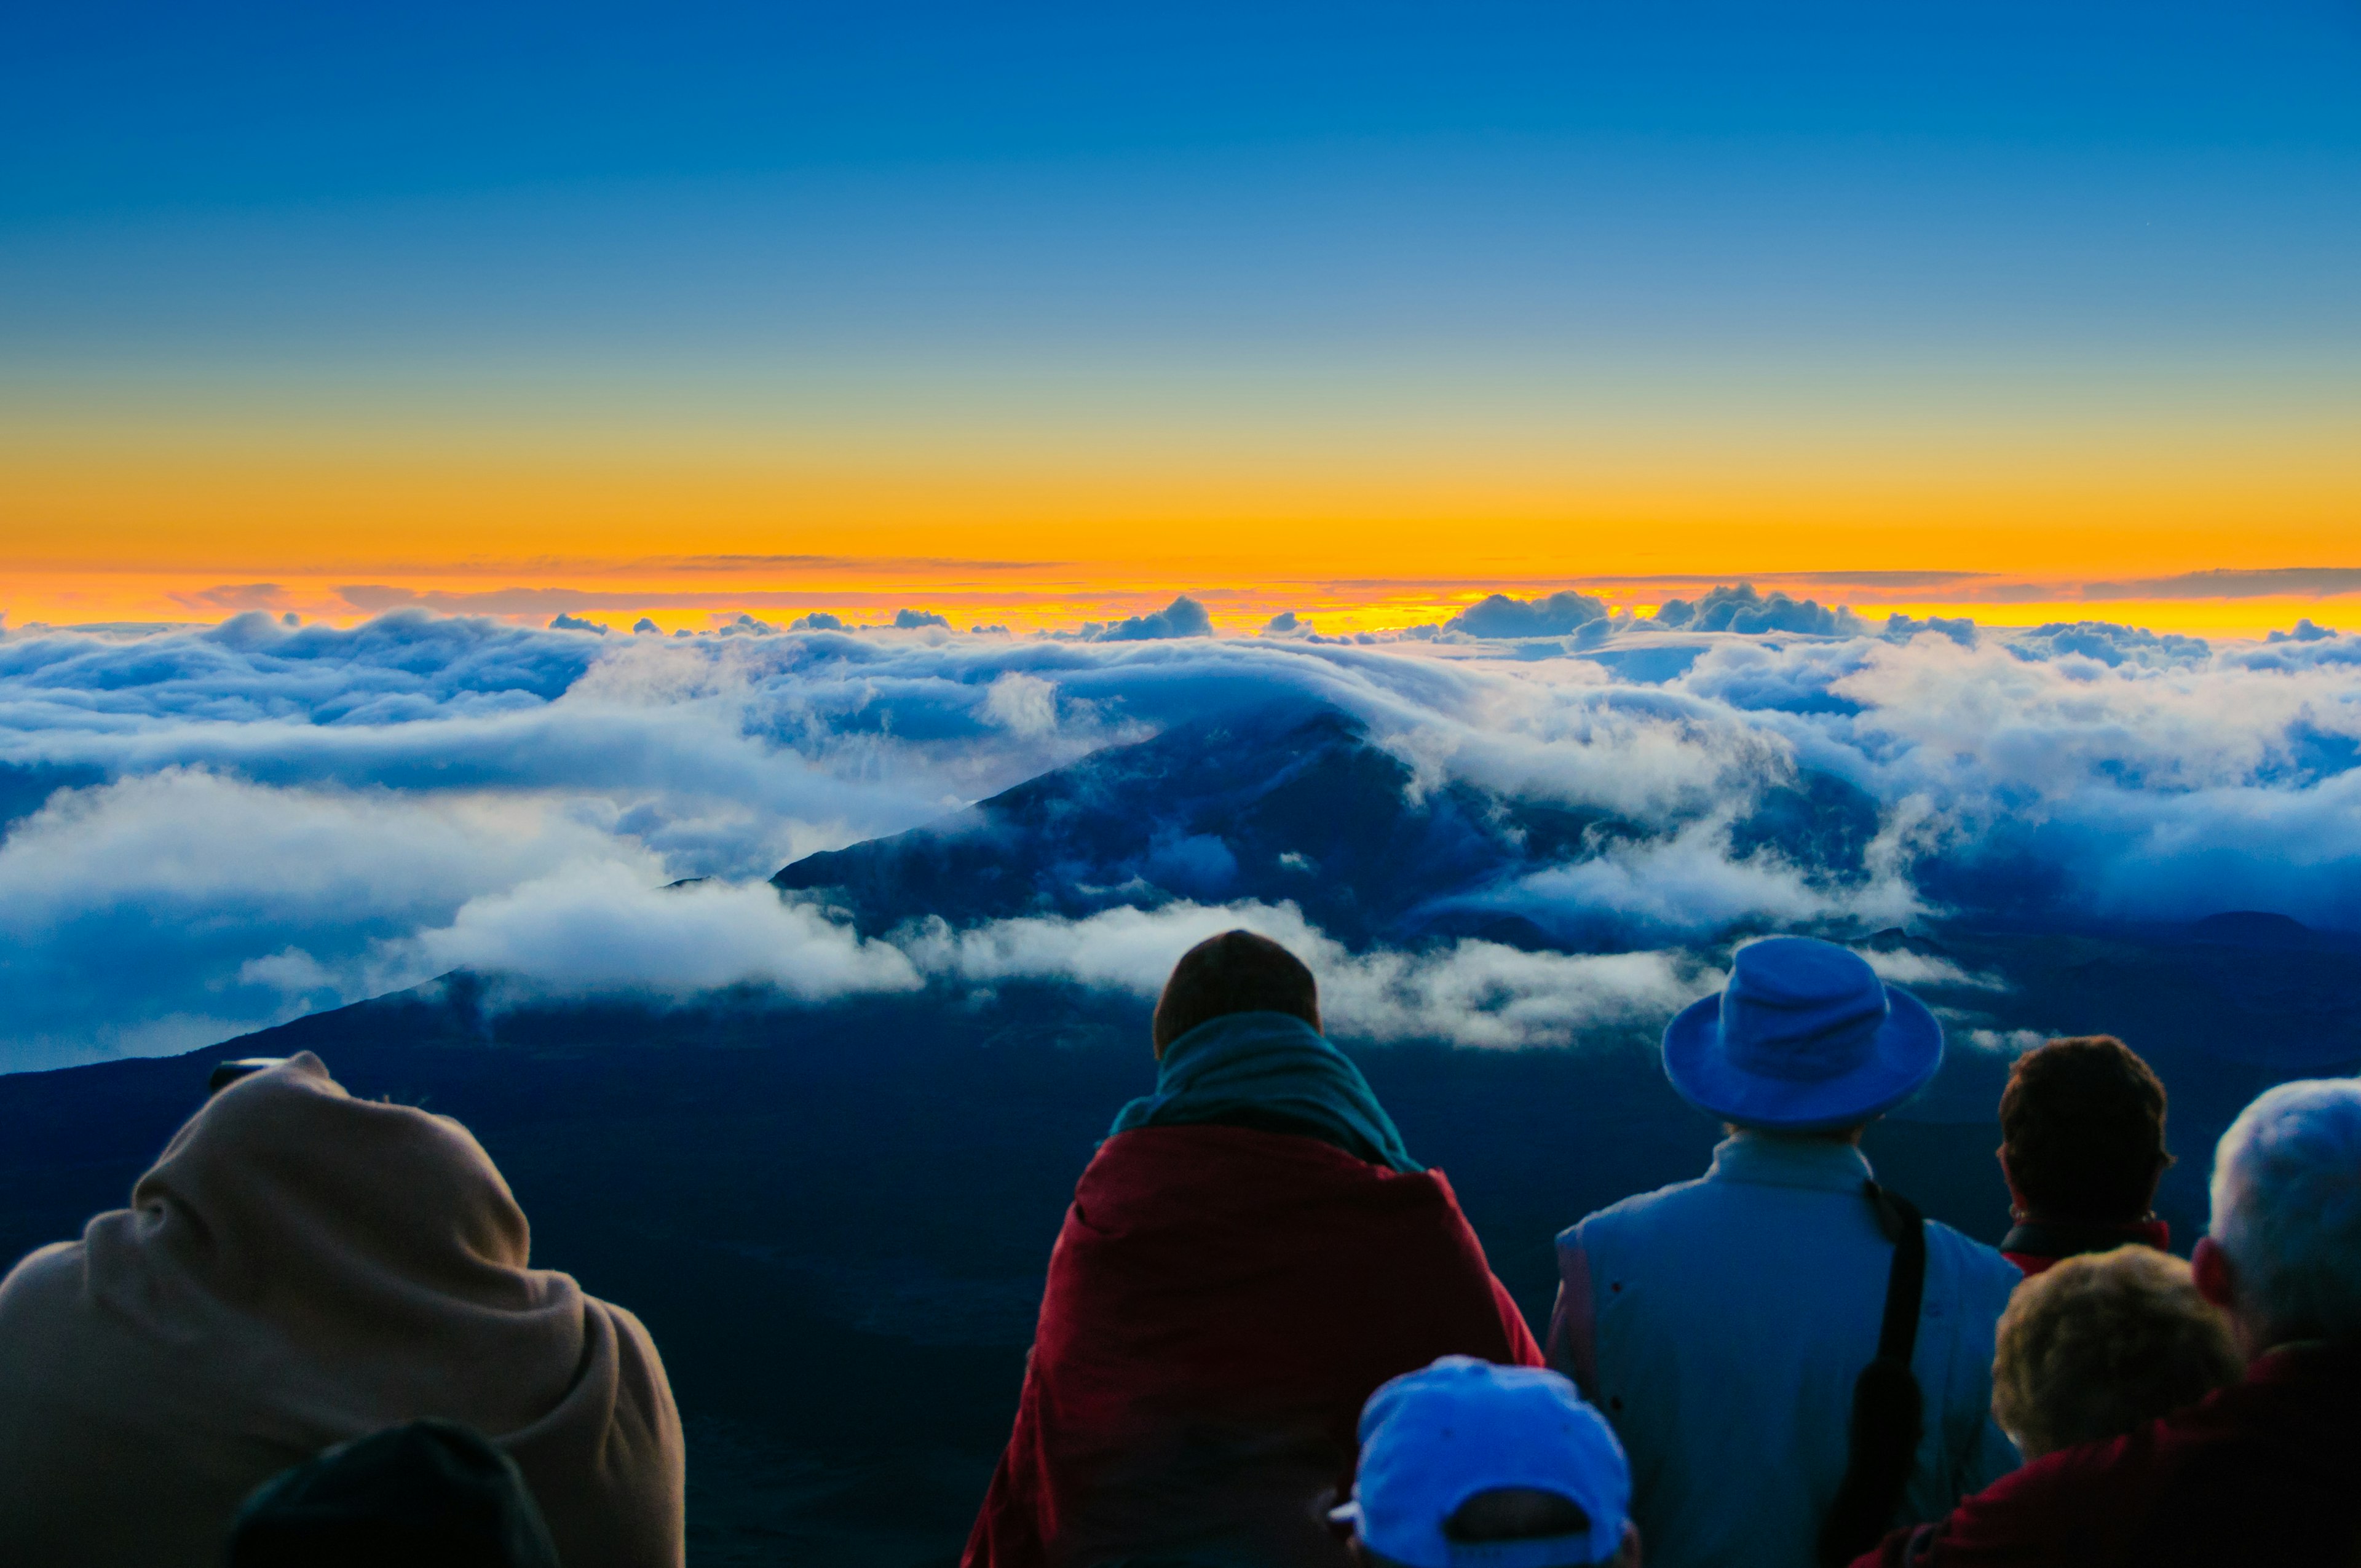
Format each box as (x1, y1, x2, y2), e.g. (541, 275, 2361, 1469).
(1663, 936, 1942, 1132)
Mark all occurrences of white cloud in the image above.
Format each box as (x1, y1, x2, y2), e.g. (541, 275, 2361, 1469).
(1320, 941, 1710, 1048)
(1854, 948, 2004, 991)
(0, 768, 601, 929)
(898, 900, 1710, 1048)
(980, 671, 1059, 737)
(1463, 815, 1923, 938)
(1964, 1028, 2048, 1056)
(6, 609, 2361, 1068)
(395, 863, 922, 1000)
(1830, 635, 2361, 801)
(0, 768, 643, 1069)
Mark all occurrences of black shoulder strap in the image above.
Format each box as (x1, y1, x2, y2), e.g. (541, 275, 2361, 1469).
(1817, 1179, 1928, 1568)
(1871, 1182, 1928, 1365)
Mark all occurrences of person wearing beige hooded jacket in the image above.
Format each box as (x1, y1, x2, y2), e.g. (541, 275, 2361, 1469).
(0, 1052, 684, 1567)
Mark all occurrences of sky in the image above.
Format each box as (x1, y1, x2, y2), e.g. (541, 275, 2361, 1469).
(4, 1, 2359, 632)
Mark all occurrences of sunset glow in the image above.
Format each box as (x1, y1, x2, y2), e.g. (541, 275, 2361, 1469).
(8, 5, 2357, 642)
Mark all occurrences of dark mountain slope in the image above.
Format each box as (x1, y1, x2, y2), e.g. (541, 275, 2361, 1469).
(775, 702, 1586, 944)
(774, 699, 1880, 949)
(6, 913, 2359, 1561)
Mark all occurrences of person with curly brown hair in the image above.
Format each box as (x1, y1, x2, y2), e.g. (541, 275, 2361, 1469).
(1996, 1037, 2173, 1276)
(1990, 1246, 2240, 1461)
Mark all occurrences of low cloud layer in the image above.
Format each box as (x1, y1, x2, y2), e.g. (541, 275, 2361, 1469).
(1446, 590, 1608, 639)
(895, 900, 1710, 1048)
(1071, 595, 1213, 643)
(3, 604, 2359, 1070)
(401, 863, 922, 999)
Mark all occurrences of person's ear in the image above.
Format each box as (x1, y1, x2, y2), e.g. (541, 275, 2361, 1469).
(1613, 1519, 1642, 1567)
(2191, 1237, 2236, 1312)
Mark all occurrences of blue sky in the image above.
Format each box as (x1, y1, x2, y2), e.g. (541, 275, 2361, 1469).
(9, 3, 2357, 374)
(4, 1, 2358, 628)
(11, 2, 2361, 217)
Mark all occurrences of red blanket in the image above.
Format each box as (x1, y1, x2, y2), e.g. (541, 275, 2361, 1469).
(1851, 1341, 2361, 1568)
(963, 1124, 1543, 1568)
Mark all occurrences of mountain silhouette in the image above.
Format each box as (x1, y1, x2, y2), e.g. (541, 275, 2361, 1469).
(2187, 910, 2313, 948)
(774, 698, 1881, 949)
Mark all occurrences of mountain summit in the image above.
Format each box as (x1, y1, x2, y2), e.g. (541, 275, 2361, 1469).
(773, 702, 1631, 946)
(773, 699, 1879, 950)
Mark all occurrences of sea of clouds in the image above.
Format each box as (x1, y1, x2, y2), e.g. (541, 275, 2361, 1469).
(2, 597, 2357, 1072)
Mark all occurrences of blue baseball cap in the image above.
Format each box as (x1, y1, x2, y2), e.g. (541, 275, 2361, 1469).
(1330, 1356, 1629, 1568)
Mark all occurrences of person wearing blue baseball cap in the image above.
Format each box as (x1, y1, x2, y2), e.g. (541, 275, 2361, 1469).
(1544, 936, 2022, 1568)
(1333, 1356, 1638, 1568)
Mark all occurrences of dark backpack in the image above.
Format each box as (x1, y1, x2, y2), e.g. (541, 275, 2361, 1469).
(1818, 1180, 1928, 1568)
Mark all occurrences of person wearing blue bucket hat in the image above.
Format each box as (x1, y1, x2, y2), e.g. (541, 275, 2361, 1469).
(1661, 935, 1944, 1132)
(1544, 936, 2024, 1568)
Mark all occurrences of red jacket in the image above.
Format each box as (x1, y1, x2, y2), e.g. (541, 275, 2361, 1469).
(1998, 1217, 2170, 1278)
(1852, 1341, 2361, 1568)
(962, 1125, 1543, 1568)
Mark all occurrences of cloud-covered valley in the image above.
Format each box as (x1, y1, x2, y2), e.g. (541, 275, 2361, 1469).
(3, 603, 2359, 1072)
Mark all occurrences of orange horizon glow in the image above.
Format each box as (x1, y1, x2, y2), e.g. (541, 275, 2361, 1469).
(7, 564, 2354, 644)
(10, 4, 2360, 653)
(8, 390, 2356, 640)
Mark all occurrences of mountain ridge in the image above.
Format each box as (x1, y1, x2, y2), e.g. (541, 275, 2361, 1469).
(771, 697, 1883, 951)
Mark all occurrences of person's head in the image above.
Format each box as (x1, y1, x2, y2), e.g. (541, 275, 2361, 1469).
(224, 1419, 560, 1567)
(1998, 1035, 2171, 1223)
(1152, 929, 1320, 1058)
(2192, 1079, 2361, 1359)
(1991, 1245, 2240, 1459)
(1663, 935, 1942, 1138)
(1334, 1356, 1638, 1568)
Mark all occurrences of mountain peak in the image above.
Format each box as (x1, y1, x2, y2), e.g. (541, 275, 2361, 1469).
(772, 699, 1581, 945)
(2187, 910, 2312, 947)
(772, 695, 1885, 952)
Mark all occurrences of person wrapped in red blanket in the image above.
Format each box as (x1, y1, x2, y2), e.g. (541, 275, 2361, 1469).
(962, 930, 1543, 1568)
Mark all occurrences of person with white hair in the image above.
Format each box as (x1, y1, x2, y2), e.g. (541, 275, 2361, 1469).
(1849, 1077, 2361, 1567)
